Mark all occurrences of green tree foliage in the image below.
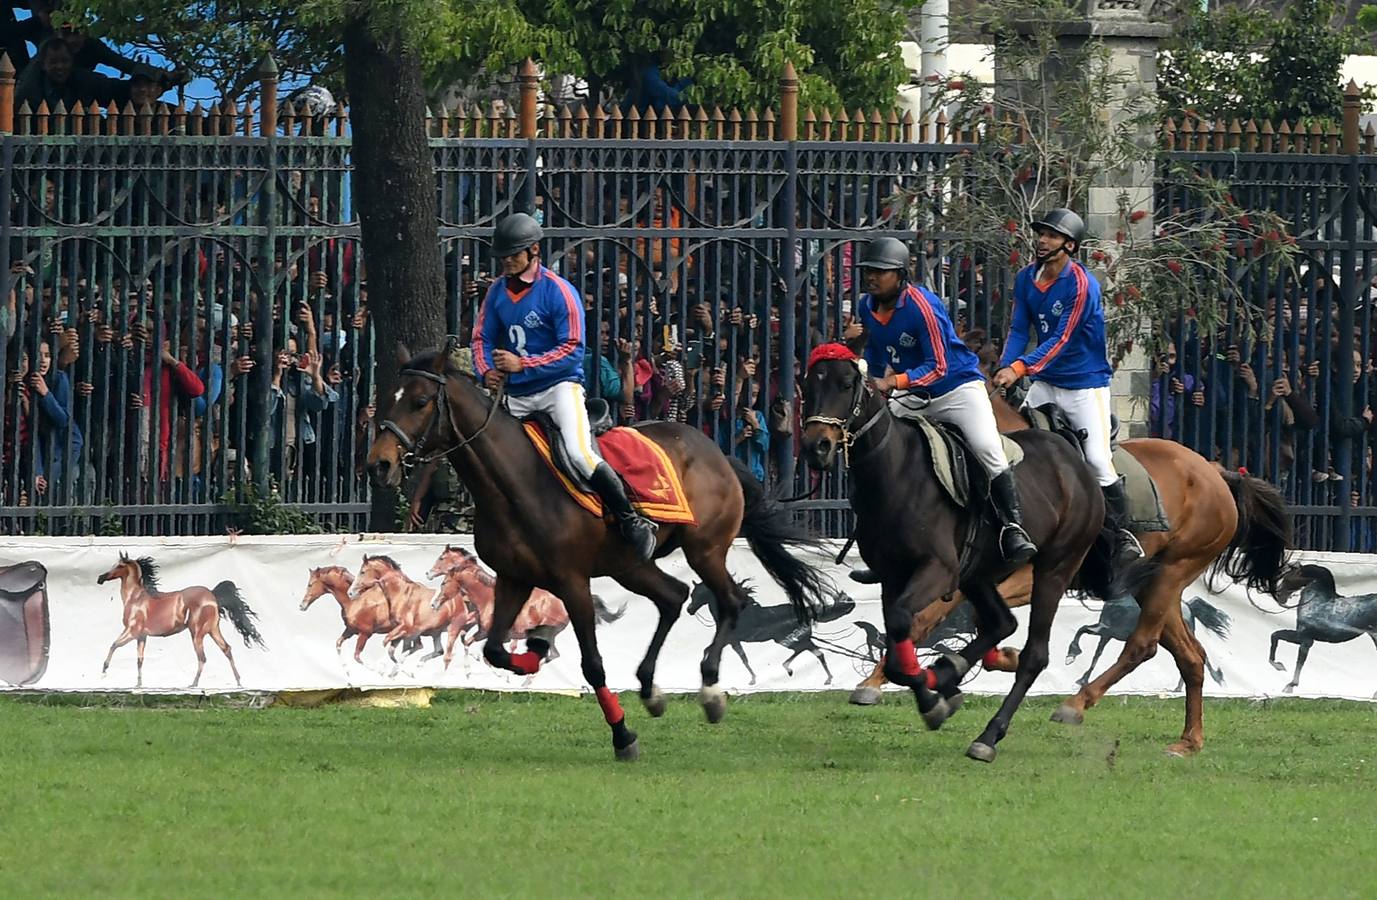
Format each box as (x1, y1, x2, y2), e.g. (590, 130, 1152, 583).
(911, 0, 1301, 358)
(74, 0, 913, 109)
(1159, 0, 1365, 124)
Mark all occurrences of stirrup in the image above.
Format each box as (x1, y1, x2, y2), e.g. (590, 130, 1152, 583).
(999, 524, 1037, 563)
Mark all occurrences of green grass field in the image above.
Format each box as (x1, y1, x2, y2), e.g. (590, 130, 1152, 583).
(1, 691, 1374, 898)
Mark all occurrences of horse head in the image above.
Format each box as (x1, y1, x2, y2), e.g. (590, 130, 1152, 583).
(427, 544, 469, 580)
(96, 554, 136, 587)
(432, 570, 466, 611)
(301, 566, 351, 610)
(800, 346, 877, 471)
(351, 555, 400, 599)
(367, 346, 495, 489)
(815, 592, 856, 622)
(687, 582, 714, 617)
(1275, 563, 1336, 607)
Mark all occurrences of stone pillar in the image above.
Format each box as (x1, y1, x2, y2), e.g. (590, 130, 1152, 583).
(995, 0, 1170, 437)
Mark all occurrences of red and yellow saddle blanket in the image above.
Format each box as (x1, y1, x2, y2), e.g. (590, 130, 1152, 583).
(523, 422, 697, 526)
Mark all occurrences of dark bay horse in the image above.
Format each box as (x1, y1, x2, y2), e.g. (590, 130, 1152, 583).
(1269, 564, 1377, 695)
(844, 385, 1291, 755)
(367, 346, 832, 761)
(801, 347, 1111, 763)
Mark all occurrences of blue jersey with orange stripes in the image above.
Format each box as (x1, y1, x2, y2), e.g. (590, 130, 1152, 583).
(859, 282, 983, 398)
(472, 266, 586, 396)
(999, 260, 1112, 389)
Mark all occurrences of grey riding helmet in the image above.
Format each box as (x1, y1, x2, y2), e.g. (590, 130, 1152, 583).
(492, 212, 543, 259)
(857, 236, 911, 271)
(1030, 208, 1086, 248)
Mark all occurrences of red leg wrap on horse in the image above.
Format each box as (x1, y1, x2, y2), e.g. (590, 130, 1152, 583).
(595, 686, 624, 725)
(925, 668, 938, 690)
(982, 648, 1003, 668)
(509, 651, 541, 675)
(893, 639, 921, 676)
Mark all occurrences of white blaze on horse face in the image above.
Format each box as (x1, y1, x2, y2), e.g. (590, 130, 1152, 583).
(393, 387, 404, 405)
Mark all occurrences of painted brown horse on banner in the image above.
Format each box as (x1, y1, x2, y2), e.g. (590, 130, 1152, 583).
(299, 566, 403, 666)
(97, 554, 264, 688)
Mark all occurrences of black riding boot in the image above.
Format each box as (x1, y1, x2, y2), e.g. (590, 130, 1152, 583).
(589, 462, 658, 562)
(1102, 476, 1144, 566)
(989, 469, 1038, 565)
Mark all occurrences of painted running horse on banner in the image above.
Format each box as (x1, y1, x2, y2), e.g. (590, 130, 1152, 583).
(96, 553, 265, 688)
(801, 344, 1113, 763)
(847, 387, 1291, 755)
(367, 343, 832, 761)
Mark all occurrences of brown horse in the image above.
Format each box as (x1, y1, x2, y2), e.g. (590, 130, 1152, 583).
(96, 553, 264, 688)
(849, 389, 1292, 756)
(299, 565, 403, 667)
(368, 346, 832, 761)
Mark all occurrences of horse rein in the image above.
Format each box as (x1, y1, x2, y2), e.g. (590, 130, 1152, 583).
(381, 366, 506, 469)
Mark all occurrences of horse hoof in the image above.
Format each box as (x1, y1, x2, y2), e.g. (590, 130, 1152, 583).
(849, 686, 883, 706)
(642, 688, 667, 718)
(615, 738, 640, 762)
(944, 690, 964, 716)
(1064, 655, 1078, 666)
(1270, 661, 1285, 671)
(966, 741, 997, 763)
(919, 695, 952, 731)
(1164, 742, 1199, 758)
(1283, 684, 1296, 694)
(1050, 703, 1085, 725)
(700, 686, 727, 724)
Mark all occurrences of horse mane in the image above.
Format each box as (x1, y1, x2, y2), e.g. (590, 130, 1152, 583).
(466, 564, 496, 588)
(317, 565, 352, 581)
(364, 554, 403, 572)
(136, 557, 160, 591)
(1297, 564, 1337, 595)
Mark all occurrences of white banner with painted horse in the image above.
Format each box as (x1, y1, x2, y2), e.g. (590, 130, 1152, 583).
(0, 535, 1374, 701)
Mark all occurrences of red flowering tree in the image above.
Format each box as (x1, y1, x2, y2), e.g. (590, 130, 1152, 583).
(900, 0, 1300, 357)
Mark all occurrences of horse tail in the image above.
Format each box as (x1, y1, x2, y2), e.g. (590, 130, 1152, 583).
(1210, 470, 1294, 596)
(213, 581, 266, 649)
(593, 595, 627, 624)
(730, 457, 832, 623)
(1186, 596, 1232, 640)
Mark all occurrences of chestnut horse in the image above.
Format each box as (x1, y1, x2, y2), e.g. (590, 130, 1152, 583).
(368, 346, 832, 761)
(847, 388, 1292, 756)
(96, 553, 264, 688)
(299, 565, 404, 666)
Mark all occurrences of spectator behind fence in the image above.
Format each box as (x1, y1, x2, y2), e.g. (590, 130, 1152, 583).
(25, 337, 86, 501)
(15, 36, 123, 111)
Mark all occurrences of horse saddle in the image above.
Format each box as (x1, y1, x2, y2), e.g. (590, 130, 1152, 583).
(911, 416, 1025, 510)
(1023, 402, 1169, 532)
(0, 560, 50, 686)
(523, 399, 614, 492)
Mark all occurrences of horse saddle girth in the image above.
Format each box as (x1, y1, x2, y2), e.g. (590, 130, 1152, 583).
(0, 560, 51, 686)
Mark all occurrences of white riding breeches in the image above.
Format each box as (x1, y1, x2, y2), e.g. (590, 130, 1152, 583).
(1024, 381, 1117, 487)
(890, 379, 1011, 476)
(506, 380, 603, 480)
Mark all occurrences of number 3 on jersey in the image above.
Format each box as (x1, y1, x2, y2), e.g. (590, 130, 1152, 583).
(508, 325, 528, 356)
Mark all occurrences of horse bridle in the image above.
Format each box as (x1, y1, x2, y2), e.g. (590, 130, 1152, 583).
(379, 365, 506, 469)
(802, 362, 891, 469)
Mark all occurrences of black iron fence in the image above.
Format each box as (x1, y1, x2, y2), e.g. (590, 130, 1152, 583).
(3, 80, 1376, 550)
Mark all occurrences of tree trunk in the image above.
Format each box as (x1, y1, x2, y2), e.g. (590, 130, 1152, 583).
(342, 18, 447, 531)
